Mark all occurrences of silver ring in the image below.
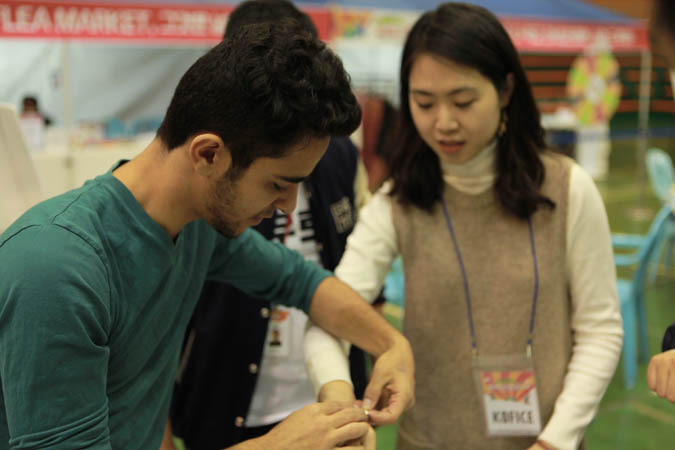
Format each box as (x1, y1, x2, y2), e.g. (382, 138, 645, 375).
(364, 409, 370, 418)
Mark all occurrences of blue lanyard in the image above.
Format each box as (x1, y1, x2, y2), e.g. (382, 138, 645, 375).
(441, 200, 539, 358)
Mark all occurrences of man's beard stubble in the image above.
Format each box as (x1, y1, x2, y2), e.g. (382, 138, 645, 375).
(207, 172, 240, 238)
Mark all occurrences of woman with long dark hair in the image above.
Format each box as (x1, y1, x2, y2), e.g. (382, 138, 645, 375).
(306, 3, 623, 449)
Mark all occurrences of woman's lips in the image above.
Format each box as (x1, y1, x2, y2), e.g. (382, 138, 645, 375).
(438, 140, 465, 154)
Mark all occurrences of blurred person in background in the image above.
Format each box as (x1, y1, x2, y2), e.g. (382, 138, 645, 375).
(20, 95, 52, 126)
(358, 93, 400, 192)
(0, 19, 414, 450)
(163, 1, 378, 449)
(19, 95, 52, 150)
(646, 0, 675, 405)
(304, 3, 623, 449)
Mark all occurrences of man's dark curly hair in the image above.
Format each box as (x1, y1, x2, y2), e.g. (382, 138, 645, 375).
(156, 19, 361, 172)
(224, 0, 318, 40)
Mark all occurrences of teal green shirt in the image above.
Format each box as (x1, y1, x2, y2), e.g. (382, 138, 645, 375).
(0, 168, 331, 449)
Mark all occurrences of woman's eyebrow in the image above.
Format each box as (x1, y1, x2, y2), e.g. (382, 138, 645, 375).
(410, 87, 477, 96)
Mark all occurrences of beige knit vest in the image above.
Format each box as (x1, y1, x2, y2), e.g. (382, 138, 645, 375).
(392, 153, 573, 450)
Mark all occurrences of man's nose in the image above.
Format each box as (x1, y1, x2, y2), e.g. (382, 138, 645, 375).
(274, 184, 299, 215)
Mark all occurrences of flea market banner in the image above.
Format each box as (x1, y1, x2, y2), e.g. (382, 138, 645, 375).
(0, 0, 331, 42)
(0, 0, 648, 52)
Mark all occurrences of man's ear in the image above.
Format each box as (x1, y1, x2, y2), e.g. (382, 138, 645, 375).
(500, 73, 515, 108)
(187, 133, 231, 177)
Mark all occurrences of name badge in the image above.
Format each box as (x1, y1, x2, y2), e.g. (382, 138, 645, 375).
(479, 369, 542, 436)
(472, 353, 542, 437)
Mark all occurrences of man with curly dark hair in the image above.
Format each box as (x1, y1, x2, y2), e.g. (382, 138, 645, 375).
(0, 19, 414, 450)
(164, 2, 378, 449)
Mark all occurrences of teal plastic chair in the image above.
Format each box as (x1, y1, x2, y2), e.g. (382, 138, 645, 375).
(612, 204, 674, 388)
(646, 148, 674, 204)
(646, 148, 675, 280)
(383, 257, 405, 307)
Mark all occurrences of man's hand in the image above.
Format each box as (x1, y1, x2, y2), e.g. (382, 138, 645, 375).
(235, 402, 369, 450)
(363, 425, 376, 449)
(362, 335, 415, 425)
(317, 381, 376, 449)
(341, 424, 376, 450)
(317, 339, 415, 427)
(308, 277, 415, 426)
(647, 349, 675, 403)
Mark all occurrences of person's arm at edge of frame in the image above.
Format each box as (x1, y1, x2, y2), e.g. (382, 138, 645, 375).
(648, 349, 675, 403)
(647, 323, 675, 403)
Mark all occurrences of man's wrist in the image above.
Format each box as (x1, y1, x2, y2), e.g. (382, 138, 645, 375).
(372, 330, 408, 359)
(387, 334, 414, 370)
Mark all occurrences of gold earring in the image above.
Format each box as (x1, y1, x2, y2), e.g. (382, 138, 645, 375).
(497, 111, 508, 138)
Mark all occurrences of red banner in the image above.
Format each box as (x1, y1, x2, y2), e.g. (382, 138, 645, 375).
(502, 17, 648, 53)
(0, 0, 333, 43)
(0, 1, 647, 52)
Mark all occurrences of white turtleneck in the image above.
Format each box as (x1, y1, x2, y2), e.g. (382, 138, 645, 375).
(440, 140, 497, 195)
(304, 144, 623, 450)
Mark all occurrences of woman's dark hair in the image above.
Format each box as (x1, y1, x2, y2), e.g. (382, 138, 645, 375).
(389, 2, 554, 219)
(157, 19, 361, 172)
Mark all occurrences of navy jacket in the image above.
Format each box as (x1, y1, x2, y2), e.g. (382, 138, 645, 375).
(170, 138, 368, 450)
